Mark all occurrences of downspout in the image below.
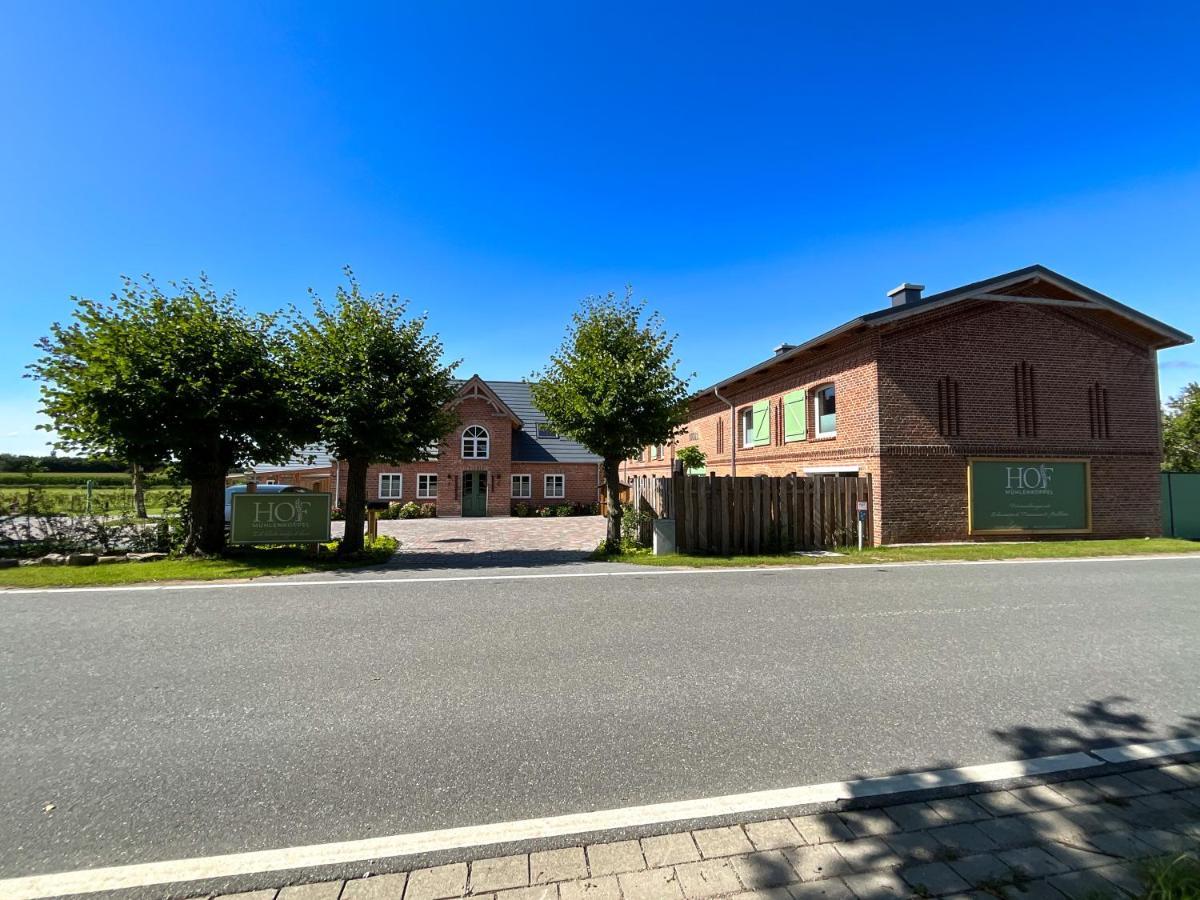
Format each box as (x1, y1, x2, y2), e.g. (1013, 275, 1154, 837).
(714, 386, 736, 477)
(334, 458, 341, 509)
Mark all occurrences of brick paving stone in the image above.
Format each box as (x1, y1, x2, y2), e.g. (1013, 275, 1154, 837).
(472, 855, 530, 892)
(1007, 785, 1074, 810)
(788, 878, 856, 899)
(674, 858, 743, 898)
(900, 861, 972, 895)
(1094, 864, 1147, 897)
(278, 883, 343, 900)
(744, 818, 804, 850)
(1015, 878, 1075, 900)
(558, 876, 620, 900)
(784, 844, 855, 881)
(969, 790, 1034, 818)
(496, 886, 557, 900)
(1061, 802, 1133, 834)
(947, 852, 1013, 885)
(924, 798, 992, 825)
(838, 809, 901, 837)
(731, 851, 799, 890)
(530, 848, 588, 884)
(1130, 828, 1197, 854)
(693, 825, 755, 858)
(1082, 830, 1157, 859)
(585, 840, 645, 875)
(1122, 767, 1192, 793)
(1047, 867, 1126, 900)
(834, 838, 904, 872)
(405, 863, 468, 900)
(641, 833, 701, 868)
(1158, 764, 1200, 787)
(1042, 842, 1114, 871)
(879, 802, 946, 832)
(1010, 809, 1091, 842)
(1048, 780, 1108, 805)
(728, 889, 793, 900)
(1178, 787, 1200, 807)
(791, 814, 855, 845)
(340, 873, 408, 900)
(1087, 775, 1150, 799)
(219, 892, 279, 900)
(995, 846, 1072, 878)
(926, 823, 998, 855)
(883, 832, 947, 864)
(840, 869, 909, 898)
(972, 815, 1043, 850)
(618, 867, 684, 900)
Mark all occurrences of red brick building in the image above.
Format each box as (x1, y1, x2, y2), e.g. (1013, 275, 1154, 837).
(253, 377, 602, 516)
(624, 265, 1191, 544)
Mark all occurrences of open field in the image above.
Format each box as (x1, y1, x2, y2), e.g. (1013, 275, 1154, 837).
(0, 471, 175, 487)
(0, 485, 188, 517)
(603, 536, 1200, 566)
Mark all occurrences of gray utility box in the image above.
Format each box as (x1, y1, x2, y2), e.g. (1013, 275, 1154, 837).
(653, 518, 676, 555)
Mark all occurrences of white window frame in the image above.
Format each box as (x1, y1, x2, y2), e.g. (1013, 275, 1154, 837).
(814, 384, 837, 438)
(378, 472, 404, 499)
(461, 425, 490, 459)
(416, 473, 438, 499)
(544, 473, 566, 499)
(740, 408, 755, 448)
(511, 473, 532, 498)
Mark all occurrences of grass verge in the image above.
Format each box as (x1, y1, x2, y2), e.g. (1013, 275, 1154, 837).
(1138, 851, 1200, 899)
(597, 537, 1200, 567)
(0, 537, 398, 588)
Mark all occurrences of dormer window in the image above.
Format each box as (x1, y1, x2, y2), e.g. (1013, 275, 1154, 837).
(462, 425, 490, 459)
(536, 423, 558, 439)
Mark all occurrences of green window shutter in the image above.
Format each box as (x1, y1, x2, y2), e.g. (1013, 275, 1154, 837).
(784, 389, 807, 442)
(752, 400, 770, 446)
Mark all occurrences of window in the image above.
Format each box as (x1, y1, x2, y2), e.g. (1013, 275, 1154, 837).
(740, 408, 755, 448)
(814, 385, 836, 437)
(535, 423, 558, 439)
(512, 474, 532, 498)
(416, 473, 438, 499)
(544, 474, 565, 499)
(461, 425, 489, 459)
(379, 473, 403, 499)
(652, 444, 664, 460)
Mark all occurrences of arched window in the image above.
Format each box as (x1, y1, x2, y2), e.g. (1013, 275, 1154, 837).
(461, 425, 489, 459)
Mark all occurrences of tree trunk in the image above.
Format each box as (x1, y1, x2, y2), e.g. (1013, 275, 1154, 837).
(603, 457, 623, 554)
(339, 455, 369, 557)
(131, 462, 148, 519)
(186, 472, 227, 555)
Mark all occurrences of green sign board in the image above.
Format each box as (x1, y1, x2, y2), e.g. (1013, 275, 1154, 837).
(968, 458, 1091, 534)
(230, 492, 332, 545)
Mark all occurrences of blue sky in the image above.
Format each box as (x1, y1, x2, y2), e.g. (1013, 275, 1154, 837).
(1, 2, 1198, 454)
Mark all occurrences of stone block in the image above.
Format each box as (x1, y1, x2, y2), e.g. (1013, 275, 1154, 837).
(129, 551, 168, 562)
(471, 854, 529, 892)
(743, 818, 803, 850)
(97, 555, 130, 564)
(67, 553, 98, 566)
(900, 861, 971, 895)
(340, 874, 408, 900)
(616, 867, 683, 900)
(729, 850, 799, 889)
(790, 813, 855, 844)
(558, 876, 620, 900)
(530, 847, 587, 884)
(692, 826, 753, 858)
(673, 858, 742, 898)
(585, 840, 644, 876)
(640, 833, 700, 868)
(404, 863, 468, 900)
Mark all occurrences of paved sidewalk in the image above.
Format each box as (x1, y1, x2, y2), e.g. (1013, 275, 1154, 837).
(331, 516, 607, 569)
(207, 761, 1200, 900)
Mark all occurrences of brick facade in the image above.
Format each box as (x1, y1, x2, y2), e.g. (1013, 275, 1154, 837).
(625, 267, 1189, 544)
(256, 382, 602, 517)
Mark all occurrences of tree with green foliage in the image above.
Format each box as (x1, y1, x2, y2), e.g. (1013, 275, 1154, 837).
(675, 444, 706, 474)
(29, 276, 304, 554)
(1163, 382, 1200, 472)
(531, 290, 692, 553)
(287, 271, 460, 557)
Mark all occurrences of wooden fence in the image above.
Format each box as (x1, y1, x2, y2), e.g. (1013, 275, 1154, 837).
(623, 472, 872, 553)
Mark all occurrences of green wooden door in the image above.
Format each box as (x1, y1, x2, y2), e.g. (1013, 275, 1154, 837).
(462, 471, 488, 516)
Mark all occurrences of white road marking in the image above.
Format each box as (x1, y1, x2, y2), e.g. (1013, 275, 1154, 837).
(1091, 736, 1200, 763)
(2, 553, 1198, 596)
(0, 752, 1100, 899)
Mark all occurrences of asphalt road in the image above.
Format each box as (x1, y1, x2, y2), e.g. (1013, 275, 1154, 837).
(1, 556, 1198, 880)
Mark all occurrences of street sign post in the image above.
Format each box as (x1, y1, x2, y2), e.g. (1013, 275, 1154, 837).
(856, 500, 868, 550)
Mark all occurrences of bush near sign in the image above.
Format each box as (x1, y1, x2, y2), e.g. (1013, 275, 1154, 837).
(230, 492, 333, 544)
(968, 458, 1091, 534)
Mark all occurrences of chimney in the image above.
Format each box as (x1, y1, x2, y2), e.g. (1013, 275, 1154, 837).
(773, 343, 796, 356)
(887, 282, 925, 307)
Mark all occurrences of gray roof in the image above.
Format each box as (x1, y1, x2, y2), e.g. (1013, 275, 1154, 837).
(696, 264, 1193, 397)
(251, 444, 333, 474)
(485, 380, 602, 463)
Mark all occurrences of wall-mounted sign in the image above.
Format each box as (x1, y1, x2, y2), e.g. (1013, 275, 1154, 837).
(968, 459, 1091, 534)
(230, 492, 333, 545)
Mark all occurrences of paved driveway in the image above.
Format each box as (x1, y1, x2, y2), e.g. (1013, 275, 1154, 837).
(333, 514, 607, 568)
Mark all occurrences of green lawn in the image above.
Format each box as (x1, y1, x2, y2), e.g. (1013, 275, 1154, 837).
(600, 537, 1200, 568)
(0, 541, 396, 588)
